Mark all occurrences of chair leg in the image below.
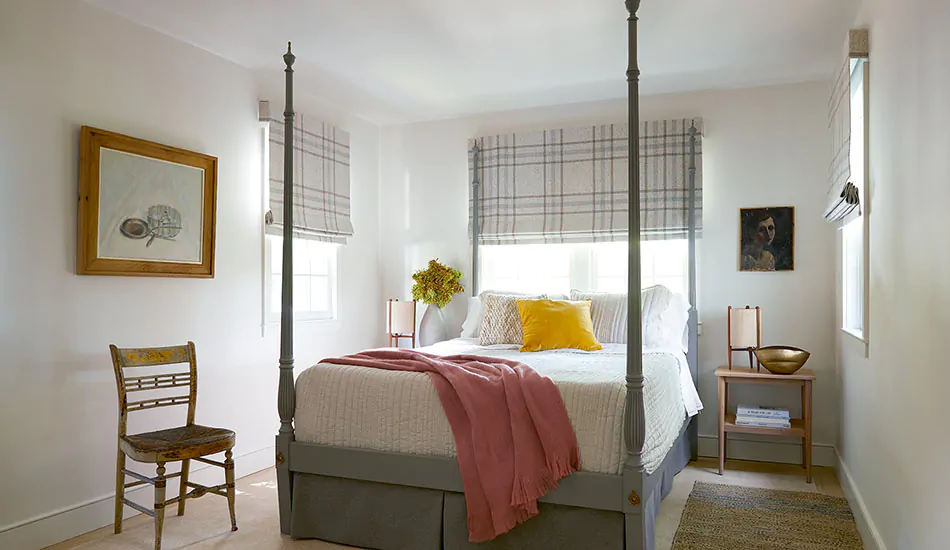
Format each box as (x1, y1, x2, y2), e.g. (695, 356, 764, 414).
(177, 459, 190, 516)
(114, 450, 126, 534)
(154, 462, 167, 550)
(225, 449, 237, 532)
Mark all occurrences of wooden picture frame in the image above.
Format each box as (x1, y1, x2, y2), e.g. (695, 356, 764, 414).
(739, 206, 794, 272)
(77, 126, 218, 277)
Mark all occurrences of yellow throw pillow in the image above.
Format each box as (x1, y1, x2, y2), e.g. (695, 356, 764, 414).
(516, 299, 603, 353)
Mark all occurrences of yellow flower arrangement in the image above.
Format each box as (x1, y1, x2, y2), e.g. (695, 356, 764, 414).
(411, 259, 465, 309)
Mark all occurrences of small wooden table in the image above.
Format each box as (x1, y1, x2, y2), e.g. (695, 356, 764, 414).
(714, 366, 815, 482)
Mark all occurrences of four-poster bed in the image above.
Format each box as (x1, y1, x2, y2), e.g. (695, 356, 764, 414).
(274, 2, 701, 549)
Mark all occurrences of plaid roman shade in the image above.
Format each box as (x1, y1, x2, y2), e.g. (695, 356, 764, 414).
(260, 101, 353, 243)
(469, 118, 702, 245)
(825, 29, 868, 225)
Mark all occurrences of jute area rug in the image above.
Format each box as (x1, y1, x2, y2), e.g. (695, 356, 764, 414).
(672, 482, 864, 550)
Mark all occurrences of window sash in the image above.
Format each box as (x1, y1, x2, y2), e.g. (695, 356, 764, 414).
(479, 241, 691, 299)
(266, 236, 337, 321)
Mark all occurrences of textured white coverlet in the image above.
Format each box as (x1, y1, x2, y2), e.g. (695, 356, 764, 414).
(295, 340, 694, 474)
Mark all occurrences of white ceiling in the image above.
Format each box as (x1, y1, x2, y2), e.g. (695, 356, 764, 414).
(87, 0, 861, 124)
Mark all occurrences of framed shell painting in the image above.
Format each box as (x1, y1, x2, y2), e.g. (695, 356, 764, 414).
(77, 127, 217, 277)
(739, 206, 794, 272)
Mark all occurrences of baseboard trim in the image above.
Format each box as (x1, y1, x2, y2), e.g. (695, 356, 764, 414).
(0, 445, 274, 550)
(835, 450, 886, 550)
(697, 433, 836, 467)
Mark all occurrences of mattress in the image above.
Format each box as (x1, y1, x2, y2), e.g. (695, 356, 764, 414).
(295, 339, 696, 475)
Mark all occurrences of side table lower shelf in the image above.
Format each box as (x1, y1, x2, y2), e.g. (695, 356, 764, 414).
(724, 414, 805, 438)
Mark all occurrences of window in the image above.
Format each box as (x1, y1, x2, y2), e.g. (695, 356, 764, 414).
(479, 240, 690, 297)
(479, 243, 572, 295)
(593, 241, 690, 296)
(842, 58, 868, 340)
(265, 235, 338, 321)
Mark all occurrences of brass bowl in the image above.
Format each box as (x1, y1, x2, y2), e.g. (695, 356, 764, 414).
(754, 346, 810, 375)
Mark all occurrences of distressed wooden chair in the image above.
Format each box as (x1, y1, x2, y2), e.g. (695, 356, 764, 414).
(110, 342, 237, 550)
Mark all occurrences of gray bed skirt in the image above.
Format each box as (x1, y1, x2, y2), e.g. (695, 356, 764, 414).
(290, 433, 690, 550)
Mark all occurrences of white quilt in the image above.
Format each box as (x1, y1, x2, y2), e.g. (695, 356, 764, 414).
(295, 340, 698, 475)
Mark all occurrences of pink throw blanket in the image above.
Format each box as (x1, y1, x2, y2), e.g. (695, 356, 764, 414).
(320, 349, 580, 542)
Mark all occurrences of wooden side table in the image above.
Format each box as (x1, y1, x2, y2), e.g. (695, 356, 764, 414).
(714, 366, 816, 482)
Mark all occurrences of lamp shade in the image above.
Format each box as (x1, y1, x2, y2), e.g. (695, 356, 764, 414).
(729, 308, 758, 348)
(387, 299, 416, 335)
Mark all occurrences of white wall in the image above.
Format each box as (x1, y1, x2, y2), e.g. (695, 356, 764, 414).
(836, 1, 950, 549)
(0, 1, 381, 548)
(379, 81, 838, 465)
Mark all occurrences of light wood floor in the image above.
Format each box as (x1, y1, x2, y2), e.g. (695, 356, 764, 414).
(47, 458, 843, 550)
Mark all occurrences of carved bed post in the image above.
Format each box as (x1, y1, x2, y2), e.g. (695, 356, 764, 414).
(471, 142, 481, 296)
(686, 123, 699, 461)
(622, 0, 647, 548)
(276, 42, 296, 535)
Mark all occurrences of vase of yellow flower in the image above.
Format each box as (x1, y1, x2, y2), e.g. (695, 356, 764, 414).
(411, 259, 465, 346)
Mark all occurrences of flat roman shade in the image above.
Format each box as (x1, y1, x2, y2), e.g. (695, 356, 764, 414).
(260, 101, 354, 243)
(469, 118, 702, 245)
(825, 29, 869, 225)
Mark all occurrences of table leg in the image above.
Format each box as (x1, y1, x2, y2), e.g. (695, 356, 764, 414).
(804, 379, 813, 483)
(801, 383, 806, 468)
(718, 377, 726, 475)
(723, 382, 729, 464)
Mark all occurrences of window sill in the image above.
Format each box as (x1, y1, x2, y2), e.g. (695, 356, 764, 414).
(842, 327, 865, 342)
(842, 327, 869, 358)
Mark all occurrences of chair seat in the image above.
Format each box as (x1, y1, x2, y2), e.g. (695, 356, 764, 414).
(121, 424, 235, 463)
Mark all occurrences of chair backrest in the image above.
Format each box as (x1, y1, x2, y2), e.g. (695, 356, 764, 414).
(109, 342, 198, 437)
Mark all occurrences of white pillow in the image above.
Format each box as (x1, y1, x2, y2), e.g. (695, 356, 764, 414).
(460, 297, 483, 338)
(641, 285, 691, 352)
(570, 286, 691, 350)
(569, 290, 627, 344)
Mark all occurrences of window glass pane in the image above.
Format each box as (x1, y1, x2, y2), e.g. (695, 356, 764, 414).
(480, 244, 571, 295)
(310, 275, 330, 312)
(843, 219, 863, 333)
(271, 278, 282, 314)
(598, 276, 627, 293)
(293, 274, 311, 312)
(480, 240, 691, 298)
(595, 242, 628, 278)
(293, 240, 311, 275)
(310, 243, 332, 276)
(650, 240, 688, 277)
(269, 235, 283, 274)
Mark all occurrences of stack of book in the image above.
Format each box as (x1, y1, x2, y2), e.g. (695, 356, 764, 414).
(736, 404, 791, 429)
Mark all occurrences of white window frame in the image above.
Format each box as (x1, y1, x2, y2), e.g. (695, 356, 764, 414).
(479, 240, 692, 299)
(841, 58, 870, 348)
(264, 235, 339, 324)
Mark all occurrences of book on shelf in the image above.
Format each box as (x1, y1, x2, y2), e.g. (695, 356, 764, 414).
(736, 404, 790, 419)
(734, 416, 791, 429)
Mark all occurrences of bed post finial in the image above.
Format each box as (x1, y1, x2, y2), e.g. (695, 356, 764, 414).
(284, 42, 295, 67)
(625, 0, 640, 14)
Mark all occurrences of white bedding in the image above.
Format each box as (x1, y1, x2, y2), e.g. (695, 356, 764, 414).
(295, 339, 701, 475)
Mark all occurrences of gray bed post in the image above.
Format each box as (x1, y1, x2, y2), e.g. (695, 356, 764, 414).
(622, 1, 648, 548)
(686, 123, 699, 462)
(471, 142, 481, 297)
(276, 42, 296, 536)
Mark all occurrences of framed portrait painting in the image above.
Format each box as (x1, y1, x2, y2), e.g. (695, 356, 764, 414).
(739, 206, 794, 272)
(77, 127, 217, 277)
